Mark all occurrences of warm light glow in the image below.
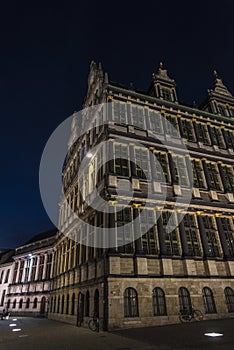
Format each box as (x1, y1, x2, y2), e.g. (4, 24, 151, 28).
(12, 329, 21, 332)
(204, 332, 223, 337)
(86, 152, 92, 158)
(9, 324, 17, 327)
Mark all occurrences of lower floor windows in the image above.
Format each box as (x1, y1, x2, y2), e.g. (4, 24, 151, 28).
(153, 288, 167, 316)
(203, 287, 217, 314)
(124, 288, 139, 318)
(225, 287, 234, 313)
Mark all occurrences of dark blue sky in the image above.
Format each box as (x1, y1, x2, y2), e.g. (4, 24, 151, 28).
(0, 0, 234, 248)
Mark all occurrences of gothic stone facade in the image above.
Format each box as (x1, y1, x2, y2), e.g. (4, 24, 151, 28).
(48, 62, 234, 330)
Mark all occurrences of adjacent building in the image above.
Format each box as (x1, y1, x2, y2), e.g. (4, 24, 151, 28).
(0, 249, 14, 311)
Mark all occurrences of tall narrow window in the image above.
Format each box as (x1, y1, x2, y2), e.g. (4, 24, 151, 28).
(140, 210, 158, 255)
(153, 288, 167, 316)
(30, 257, 37, 281)
(24, 258, 30, 282)
(154, 152, 170, 183)
(18, 261, 24, 283)
(114, 144, 129, 177)
(220, 165, 234, 192)
(149, 110, 162, 134)
(0, 290, 6, 306)
(26, 298, 30, 309)
(4, 269, 10, 283)
(38, 255, 45, 280)
(161, 88, 172, 101)
(173, 156, 189, 186)
(183, 214, 201, 256)
(165, 115, 179, 137)
(61, 295, 65, 314)
(113, 102, 127, 124)
(210, 127, 225, 148)
(116, 208, 133, 253)
(178, 287, 192, 313)
(19, 298, 23, 309)
(181, 119, 195, 142)
(206, 162, 222, 191)
(131, 105, 145, 129)
(224, 129, 234, 150)
(220, 218, 234, 257)
(135, 148, 150, 179)
(71, 293, 75, 315)
(0, 271, 4, 284)
(162, 211, 180, 256)
(13, 300, 16, 309)
(66, 294, 69, 315)
(202, 216, 220, 257)
(33, 298, 38, 309)
(224, 287, 234, 313)
(192, 159, 205, 188)
(45, 254, 52, 280)
(12, 262, 18, 283)
(85, 291, 90, 317)
(202, 287, 216, 314)
(197, 123, 210, 145)
(124, 288, 139, 317)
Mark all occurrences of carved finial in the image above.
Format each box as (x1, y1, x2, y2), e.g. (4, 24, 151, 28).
(213, 70, 218, 78)
(160, 61, 163, 69)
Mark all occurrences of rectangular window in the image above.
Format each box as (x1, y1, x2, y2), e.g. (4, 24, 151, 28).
(131, 105, 145, 129)
(202, 216, 220, 257)
(220, 218, 234, 257)
(140, 209, 158, 255)
(149, 110, 162, 134)
(0, 271, 4, 284)
(114, 144, 129, 177)
(224, 130, 234, 150)
(38, 256, 45, 280)
(181, 119, 196, 142)
(45, 254, 52, 280)
(154, 152, 170, 183)
(116, 207, 133, 253)
(173, 156, 189, 186)
(162, 88, 172, 101)
(30, 257, 37, 281)
(135, 148, 150, 179)
(18, 261, 24, 283)
(24, 258, 31, 282)
(165, 115, 179, 137)
(192, 159, 205, 188)
(206, 162, 222, 191)
(162, 211, 180, 256)
(113, 102, 127, 124)
(210, 127, 225, 148)
(221, 165, 234, 192)
(12, 262, 18, 283)
(4, 269, 10, 283)
(197, 123, 211, 145)
(183, 214, 201, 256)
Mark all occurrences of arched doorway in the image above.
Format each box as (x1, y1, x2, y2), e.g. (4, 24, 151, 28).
(40, 297, 46, 314)
(77, 292, 84, 326)
(94, 289, 99, 317)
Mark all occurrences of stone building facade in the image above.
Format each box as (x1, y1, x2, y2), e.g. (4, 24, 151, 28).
(6, 229, 57, 316)
(0, 249, 14, 312)
(48, 62, 234, 330)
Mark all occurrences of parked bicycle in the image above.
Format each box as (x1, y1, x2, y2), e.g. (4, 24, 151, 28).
(88, 313, 99, 332)
(179, 307, 204, 323)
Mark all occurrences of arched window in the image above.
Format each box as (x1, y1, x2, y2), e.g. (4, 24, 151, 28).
(53, 296, 56, 313)
(124, 288, 139, 318)
(33, 298, 38, 309)
(153, 288, 167, 316)
(224, 287, 234, 313)
(13, 299, 16, 309)
(66, 294, 69, 315)
(178, 287, 192, 313)
(57, 296, 60, 313)
(7, 299, 10, 309)
(19, 299, 23, 309)
(85, 291, 90, 317)
(26, 298, 30, 309)
(202, 287, 216, 314)
(61, 295, 64, 314)
(71, 293, 75, 315)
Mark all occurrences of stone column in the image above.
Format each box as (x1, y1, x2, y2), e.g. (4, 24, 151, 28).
(42, 254, 48, 280)
(50, 251, 55, 279)
(197, 215, 209, 257)
(215, 217, 230, 258)
(178, 213, 189, 257)
(168, 152, 177, 184)
(35, 255, 40, 281)
(15, 260, 21, 283)
(202, 159, 211, 190)
(157, 213, 167, 256)
(21, 259, 27, 283)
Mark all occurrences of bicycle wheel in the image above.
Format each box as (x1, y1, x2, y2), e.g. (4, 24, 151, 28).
(179, 313, 190, 323)
(88, 319, 97, 331)
(193, 309, 204, 321)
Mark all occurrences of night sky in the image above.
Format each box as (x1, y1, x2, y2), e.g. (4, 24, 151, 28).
(0, 0, 234, 248)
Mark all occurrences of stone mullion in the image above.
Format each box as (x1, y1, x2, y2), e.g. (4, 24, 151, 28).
(197, 215, 209, 257)
(42, 254, 48, 280)
(50, 252, 55, 279)
(108, 140, 115, 174)
(168, 153, 177, 185)
(215, 217, 230, 258)
(157, 212, 167, 256)
(129, 145, 136, 178)
(133, 207, 143, 255)
(185, 155, 193, 187)
(192, 120, 199, 142)
(108, 209, 117, 254)
(35, 256, 40, 281)
(15, 261, 21, 283)
(150, 149, 157, 181)
(178, 213, 189, 257)
(21, 259, 27, 283)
